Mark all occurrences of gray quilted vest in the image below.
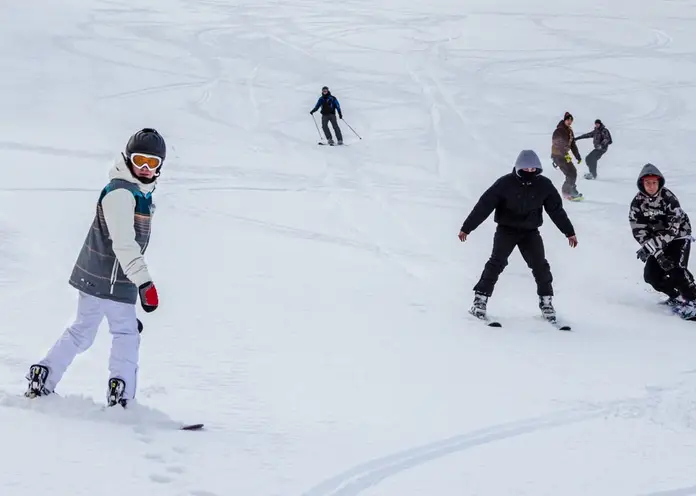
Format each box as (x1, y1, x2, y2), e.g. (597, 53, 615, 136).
(69, 179, 153, 304)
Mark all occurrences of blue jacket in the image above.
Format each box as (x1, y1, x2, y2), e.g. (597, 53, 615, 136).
(311, 93, 342, 116)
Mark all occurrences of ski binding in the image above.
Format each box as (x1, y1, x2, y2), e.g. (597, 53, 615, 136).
(468, 309, 501, 327)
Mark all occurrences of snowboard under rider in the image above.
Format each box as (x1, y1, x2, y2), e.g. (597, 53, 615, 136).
(25, 128, 165, 408)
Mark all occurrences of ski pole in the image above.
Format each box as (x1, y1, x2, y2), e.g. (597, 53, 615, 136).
(341, 119, 362, 140)
(311, 114, 323, 140)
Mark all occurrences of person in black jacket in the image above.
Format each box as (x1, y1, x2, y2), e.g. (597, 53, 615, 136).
(575, 119, 612, 180)
(310, 86, 343, 145)
(458, 150, 578, 320)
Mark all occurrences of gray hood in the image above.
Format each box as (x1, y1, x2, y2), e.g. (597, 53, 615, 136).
(637, 163, 665, 195)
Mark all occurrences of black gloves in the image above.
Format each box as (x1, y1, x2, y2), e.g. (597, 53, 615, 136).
(636, 238, 675, 272)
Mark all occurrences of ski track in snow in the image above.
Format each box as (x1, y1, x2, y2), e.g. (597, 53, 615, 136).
(5, 0, 696, 494)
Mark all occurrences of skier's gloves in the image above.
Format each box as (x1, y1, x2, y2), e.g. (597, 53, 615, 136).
(655, 252, 675, 272)
(564, 153, 572, 162)
(339, 113, 343, 119)
(310, 110, 315, 115)
(138, 281, 159, 313)
(577, 158, 582, 164)
(137, 318, 143, 333)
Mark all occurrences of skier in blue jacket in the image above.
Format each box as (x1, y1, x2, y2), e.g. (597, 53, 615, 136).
(310, 86, 343, 145)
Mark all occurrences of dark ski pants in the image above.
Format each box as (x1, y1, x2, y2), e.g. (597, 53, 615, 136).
(644, 239, 696, 301)
(322, 114, 343, 142)
(552, 155, 578, 196)
(585, 149, 605, 178)
(473, 226, 553, 297)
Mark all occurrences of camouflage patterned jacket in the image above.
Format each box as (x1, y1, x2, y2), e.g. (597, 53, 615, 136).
(628, 163, 691, 252)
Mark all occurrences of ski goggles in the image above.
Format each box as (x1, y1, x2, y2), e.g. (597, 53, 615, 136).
(130, 153, 162, 170)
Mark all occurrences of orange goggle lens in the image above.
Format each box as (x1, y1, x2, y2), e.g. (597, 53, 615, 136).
(130, 153, 162, 170)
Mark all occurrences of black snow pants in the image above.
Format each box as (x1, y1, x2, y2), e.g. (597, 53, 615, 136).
(552, 154, 578, 196)
(322, 114, 343, 142)
(644, 239, 696, 301)
(585, 149, 605, 178)
(473, 225, 553, 297)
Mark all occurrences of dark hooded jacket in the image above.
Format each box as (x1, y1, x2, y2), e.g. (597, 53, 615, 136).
(460, 150, 575, 236)
(575, 122, 612, 152)
(551, 120, 581, 161)
(628, 163, 691, 249)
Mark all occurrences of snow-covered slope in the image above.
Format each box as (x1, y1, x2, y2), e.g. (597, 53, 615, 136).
(3, 0, 696, 494)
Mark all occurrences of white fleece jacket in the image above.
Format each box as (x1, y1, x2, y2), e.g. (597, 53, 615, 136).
(101, 158, 156, 288)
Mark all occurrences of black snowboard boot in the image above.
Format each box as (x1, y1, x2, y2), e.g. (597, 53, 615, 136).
(25, 364, 51, 398)
(107, 378, 127, 408)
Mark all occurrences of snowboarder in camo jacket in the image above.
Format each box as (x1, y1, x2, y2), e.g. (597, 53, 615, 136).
(629, 163, 696, 319)
(575, 119, 612, 180)
(551, 112, 583, 200)
(310, 86, 343, 145)
(25, 128, 165, 407)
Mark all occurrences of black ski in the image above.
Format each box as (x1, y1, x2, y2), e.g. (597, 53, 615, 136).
(180, 423, 204, 431)
(544, 316, 571, 331)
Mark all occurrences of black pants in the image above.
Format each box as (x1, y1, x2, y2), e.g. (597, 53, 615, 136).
(585, 149, 605, 177)
(644, 239, 696, 301)
(474, 226, 553, 297)
(322, 114, 343, 142)
(552, 155, 577, 196)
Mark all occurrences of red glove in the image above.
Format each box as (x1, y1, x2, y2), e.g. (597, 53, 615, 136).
(138, 282, 159, 312)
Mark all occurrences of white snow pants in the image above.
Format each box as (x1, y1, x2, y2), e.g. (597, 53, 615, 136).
(39, 291, 140, 400)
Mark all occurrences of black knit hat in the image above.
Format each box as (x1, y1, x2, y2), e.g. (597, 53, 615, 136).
(595, 119, 603, 125)
(564, 111, 573, 121)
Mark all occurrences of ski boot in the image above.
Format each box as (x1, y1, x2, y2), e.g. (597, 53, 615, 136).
(337, 139, 343, 145)
(327, 139, 335, 146)
(25, 364, 51, 398)
(539, 296, 556, 321)
(107, 378, 128, 408)
(468, 292, 488, 319)
(584, 172, 596, 180)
